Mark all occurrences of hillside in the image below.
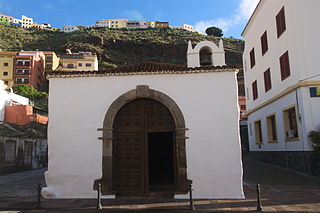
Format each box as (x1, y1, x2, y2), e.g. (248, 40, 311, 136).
(0, 25, 244, 67)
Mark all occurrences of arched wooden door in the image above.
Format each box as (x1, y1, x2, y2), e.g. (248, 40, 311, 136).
(113, 98, 176, 197)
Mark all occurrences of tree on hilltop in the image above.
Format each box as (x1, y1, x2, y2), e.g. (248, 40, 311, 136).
(205, 26, 223, 37)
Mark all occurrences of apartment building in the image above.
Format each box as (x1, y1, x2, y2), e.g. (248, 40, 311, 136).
(14, 51, 46, 89)
(95, 19, 110, 28)
(41, 23, 51, 28)
(146, 21, 155, 28)
(59, 51, 98, 71)
(32, 23, 43, 29)
(62, 25, 79, 33)
(170, 24, 194, 32)
(0, 14, 13, 23)
(242, 0, 320, 173)
(85, 24, 97, 29)
(0, 17, 9, 25)
(155, 21, 169, 28)
(109, 19, 127, 28)
(21, 15, 33, 28)
(126, 20, 147, 29)
(10, 18, 22, 27)
(95, 18, 128, 29)
(182, 24, 193, 32)
(0, 52, 17, 87)
(43, 51, 59, 72)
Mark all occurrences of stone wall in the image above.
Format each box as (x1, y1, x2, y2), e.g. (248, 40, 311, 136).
(249, 151, 320, 175)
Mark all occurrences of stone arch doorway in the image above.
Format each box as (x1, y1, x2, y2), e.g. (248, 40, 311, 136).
(99, 85, 189, 198)
(199, 46, 213, 66)
(114, 98, 175, 197)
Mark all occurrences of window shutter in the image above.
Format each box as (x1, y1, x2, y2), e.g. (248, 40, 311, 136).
(276, 7, 286, 38)
(250, 48, 256, 68)
(264, 68, 271, 92)
(280, 51, 290, 81)
(261, 31, 268, 55)
(252, 80, 258, 100)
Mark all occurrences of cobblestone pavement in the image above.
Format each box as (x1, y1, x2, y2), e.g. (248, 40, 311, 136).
(0, 157, 320, 212)
(0, 168, 46, 197)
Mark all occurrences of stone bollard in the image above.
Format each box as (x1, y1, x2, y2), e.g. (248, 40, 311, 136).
(96, 183, 102, 210)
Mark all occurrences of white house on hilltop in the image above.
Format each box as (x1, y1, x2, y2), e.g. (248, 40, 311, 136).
(242, 0, 320, 173)
(62, 25, 80, 33)
(42, 41, 244, 199)
(21, 15, 33, 28)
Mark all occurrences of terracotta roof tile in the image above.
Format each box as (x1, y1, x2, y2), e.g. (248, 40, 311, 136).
(0, 122, 47, 139)
(47, 62, 241, 78)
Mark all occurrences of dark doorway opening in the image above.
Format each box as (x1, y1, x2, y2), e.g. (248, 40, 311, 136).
(148, 132, 175, 191)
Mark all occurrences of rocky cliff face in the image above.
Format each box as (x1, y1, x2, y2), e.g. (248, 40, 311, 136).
(0, 26, 244, 68)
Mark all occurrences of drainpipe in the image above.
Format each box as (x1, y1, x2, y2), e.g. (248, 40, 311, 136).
(295, 88, 306, 172)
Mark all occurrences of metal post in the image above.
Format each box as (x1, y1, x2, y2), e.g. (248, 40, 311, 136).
(189, 183, 195, 211)
(96, 183, 102, 210)
(256, 184, 263, 211)
(36, 183, 41, 208)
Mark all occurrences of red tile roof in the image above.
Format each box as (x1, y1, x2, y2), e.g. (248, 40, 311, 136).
(47, 62, 241, 78)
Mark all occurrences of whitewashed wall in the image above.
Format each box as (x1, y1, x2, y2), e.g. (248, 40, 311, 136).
(187, 40, 226, 68)
(0, 80, 29, 122)
(243, 0, 320, 152)
(243, 0, 302, 110)
(43, 72, 244, 199)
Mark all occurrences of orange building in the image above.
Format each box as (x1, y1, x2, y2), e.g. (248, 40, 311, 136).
(4, 105, 48, 125)
(238, 96, 247, 120)
(14, 51, 46, 89)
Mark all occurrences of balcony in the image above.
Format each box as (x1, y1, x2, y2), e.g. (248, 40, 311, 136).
(16, 60, 31, 68)
(16, 69, 30, 75)
(15, 78, 30, 84)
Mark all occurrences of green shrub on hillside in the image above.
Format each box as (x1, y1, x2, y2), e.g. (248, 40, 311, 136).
(0, 25, 244, 66)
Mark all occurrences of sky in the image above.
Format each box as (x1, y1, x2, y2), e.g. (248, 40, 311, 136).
(0, 0, 259, 38)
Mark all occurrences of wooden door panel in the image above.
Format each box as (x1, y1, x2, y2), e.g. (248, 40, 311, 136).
(114, 133, 145, 196)
(24, 141, 33, 167)
(114, 99, 145, 132)
(113, 98, 175, 197)
(146, 100, 175, 131)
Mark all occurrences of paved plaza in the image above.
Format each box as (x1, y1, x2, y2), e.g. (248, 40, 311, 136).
(0, 157, 320, 212)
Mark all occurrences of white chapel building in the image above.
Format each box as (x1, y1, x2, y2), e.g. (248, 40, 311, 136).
(42, 40, 244, 199)
(242, 0, 320, 172)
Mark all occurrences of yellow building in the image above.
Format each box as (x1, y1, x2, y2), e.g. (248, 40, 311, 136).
(146, 21, 155, 28)
(0, 52, 17, 86)
(59, 51, 98, 71)
(32, 22, 44, 29)
(109, 19, 128, 28)
(0, 14, 13, 23)
(43, 51, 60, 71)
